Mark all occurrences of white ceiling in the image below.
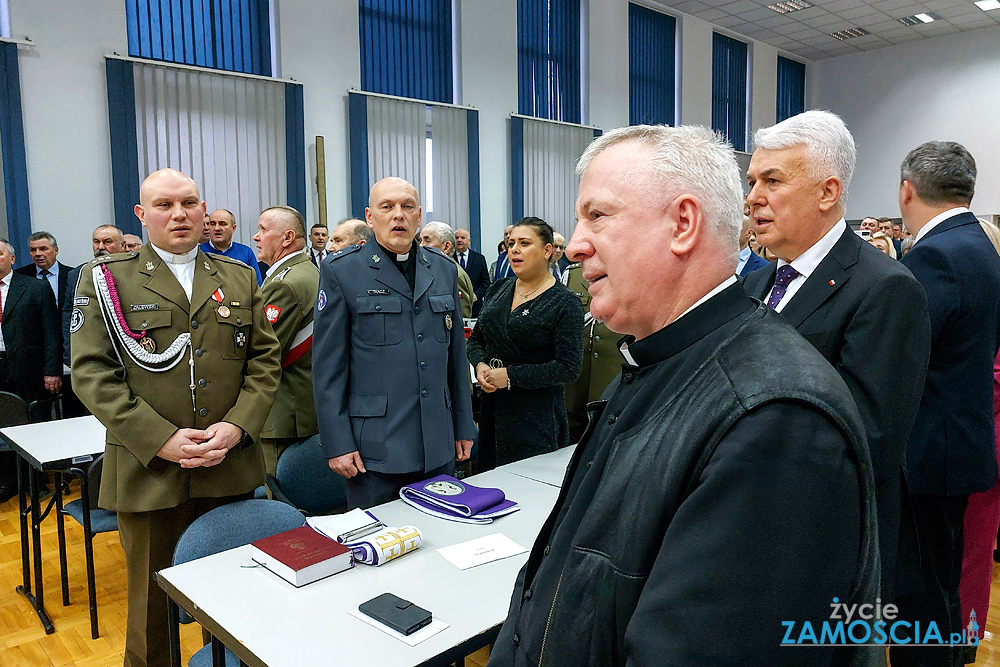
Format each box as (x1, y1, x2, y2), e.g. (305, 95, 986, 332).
(656, 0, 1000, 60)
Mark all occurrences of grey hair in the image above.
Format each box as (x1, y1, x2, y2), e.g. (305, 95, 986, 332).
(94, 224, 125, 242)
(900, 141, 976, 206)
(753, 110, 856, 209)
(423, 221, 457, 255)
(28, 231, 58, 247)
(576, 124, 744, 254)
(0, 238, 15, 255)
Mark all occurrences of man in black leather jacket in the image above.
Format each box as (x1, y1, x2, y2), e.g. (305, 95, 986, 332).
(487, 125, 880, 667)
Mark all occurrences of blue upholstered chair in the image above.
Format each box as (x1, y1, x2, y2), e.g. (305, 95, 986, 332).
(266, 434, 347, 516)
(170, 498, 305, 667)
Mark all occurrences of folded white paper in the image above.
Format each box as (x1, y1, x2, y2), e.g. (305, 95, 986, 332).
(306, 509, 380, 542)
(348, 608, 449, 646)
(436, 533, 528, 570)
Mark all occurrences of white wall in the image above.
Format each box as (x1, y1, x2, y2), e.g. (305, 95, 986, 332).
(7, 0, 799, 263)
(9, 0, 126, 266)
(812, 25, 1000, 220)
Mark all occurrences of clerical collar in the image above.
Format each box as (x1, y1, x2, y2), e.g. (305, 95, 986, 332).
(619, 280, 753, 368)
(151, 244, 199, 265)
(377, 241, 415, 263)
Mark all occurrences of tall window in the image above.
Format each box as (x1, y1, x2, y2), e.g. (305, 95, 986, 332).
(517, 0, 581, 124)
(628, 3, 675, 126)
(125, 0, 272, 76)
(777, 56, 806, 123)
(359, 0, 453, 104)
(711, 32, 748, 152)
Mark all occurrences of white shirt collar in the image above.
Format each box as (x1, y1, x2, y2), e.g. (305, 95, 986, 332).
(151, 244, 199, 265)
(777, 218, 846, 278)
(914, 207, 971, 244)
(37, 263, 58, 277)
(738, 247, 751, 261)
(0, 271, 12, 287)
(266, 249, 306, 278)
(210, 240, 233, 253)
(620, 275, 738, 364)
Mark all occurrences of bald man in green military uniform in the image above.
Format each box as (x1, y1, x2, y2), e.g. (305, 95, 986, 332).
(562, 262, 623, 442)
(71, 169, 281, 667)
(253, 205, 320, 475)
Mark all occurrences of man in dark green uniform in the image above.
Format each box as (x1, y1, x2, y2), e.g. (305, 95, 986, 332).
(71, 168, 280, 667)
(253, 205, 320, 475)
(562, 262, 622, 442)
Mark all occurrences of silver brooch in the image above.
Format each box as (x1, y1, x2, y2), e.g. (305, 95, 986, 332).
(145, 262, 155, 271)
(372, 254, 380, 263)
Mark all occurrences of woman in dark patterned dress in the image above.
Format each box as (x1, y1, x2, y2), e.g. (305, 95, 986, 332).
(467, 217, 584, 469)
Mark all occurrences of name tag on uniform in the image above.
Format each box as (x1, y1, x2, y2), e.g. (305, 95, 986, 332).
(75, 296, 90, 306)
(130, 303, 158, 312)
(367, 289, 390, 295)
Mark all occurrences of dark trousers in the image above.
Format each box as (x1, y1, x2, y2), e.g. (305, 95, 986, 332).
(346, 460, 455, 509)
(890, 494, 969, 667)
(117, 493, 249, 667)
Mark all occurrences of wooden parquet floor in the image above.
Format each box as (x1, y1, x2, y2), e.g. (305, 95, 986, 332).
(9, 484, 1000, 666)
(0, 484, 490, 667)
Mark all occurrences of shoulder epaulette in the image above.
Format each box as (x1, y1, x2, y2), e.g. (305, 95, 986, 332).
(205, 253, 252, 271)
(329, 244, 362, 261)
(423, 246, 451, 261)
(90, 251, 137, 266)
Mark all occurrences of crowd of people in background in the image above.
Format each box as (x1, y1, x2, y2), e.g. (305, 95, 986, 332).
(2, 106, 1000, 667)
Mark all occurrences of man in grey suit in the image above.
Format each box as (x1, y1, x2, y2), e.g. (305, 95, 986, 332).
(312, 176, 475, 508)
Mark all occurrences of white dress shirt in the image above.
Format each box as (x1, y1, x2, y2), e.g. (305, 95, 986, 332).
(767, 218, 846, 313)
(311, 247, 327, 265)
(150, 244, 199, 302)
(0, 271, 12, 351)
(457, 250, 469, 268)
(34, 263, 59, 302)
(914, 207, 971, 245)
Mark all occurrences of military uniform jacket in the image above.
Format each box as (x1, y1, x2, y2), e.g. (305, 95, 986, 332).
(312, 242, 476, 474)
(260, 251, 319, 440)
(71, 245, 281, 513)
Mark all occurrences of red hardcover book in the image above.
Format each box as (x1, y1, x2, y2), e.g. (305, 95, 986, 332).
(251, 526, 353, 587)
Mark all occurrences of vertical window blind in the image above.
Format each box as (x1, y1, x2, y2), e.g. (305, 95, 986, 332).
(125, 0, 272, 76)
(711, 32, 748, 152)
(517, 0, 581, 124)
(0, 41, 28, 252)
(777, 56, 806, 123)
(628, 3, 676, 127)
(359, 0, 453, 104)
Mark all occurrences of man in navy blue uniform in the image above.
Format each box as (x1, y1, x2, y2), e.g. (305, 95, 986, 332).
(312, 177, 475, 509)
(891, 141, 1000, 667)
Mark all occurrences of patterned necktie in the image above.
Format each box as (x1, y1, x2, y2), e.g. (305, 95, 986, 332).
(766, 264, 801, 310)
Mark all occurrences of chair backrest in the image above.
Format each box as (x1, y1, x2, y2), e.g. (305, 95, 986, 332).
(0, 391, 29, 428)
(272, 435, 348, 516)
(28, 393, 62, 423)
(83, 454, 104, 507)
(172, 499, 305, 566)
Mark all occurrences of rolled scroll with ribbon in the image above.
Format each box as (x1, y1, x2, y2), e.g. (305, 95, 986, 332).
(346, 525, 422, 566)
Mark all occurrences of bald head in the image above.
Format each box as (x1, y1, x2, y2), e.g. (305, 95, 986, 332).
(366, 177, 421, 254)
(134, 169, 205, 254)
(330, 219, 371, 252)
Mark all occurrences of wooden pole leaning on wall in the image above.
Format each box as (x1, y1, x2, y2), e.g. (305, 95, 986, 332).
(315, 136, 328, 226)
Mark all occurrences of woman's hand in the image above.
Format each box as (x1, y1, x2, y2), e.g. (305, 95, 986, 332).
(476, 363, 497, 392)
(489, 367, 509, 390)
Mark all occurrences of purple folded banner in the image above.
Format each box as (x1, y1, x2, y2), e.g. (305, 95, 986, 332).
(399, 475, 520, 524)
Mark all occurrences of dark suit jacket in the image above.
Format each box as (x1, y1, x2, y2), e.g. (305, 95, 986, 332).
(2, 272, 63, 401)
(16, 261, 72, 310)
(461, 249, 490, 315)
(744, 226, 931, 600)
(737, 249, 769, 277)
(902, 211, 1000, 497)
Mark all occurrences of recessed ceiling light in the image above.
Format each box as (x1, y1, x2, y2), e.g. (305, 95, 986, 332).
(767, 0, 812, 14)
(914, 12, 936, 22)
(898, 15, 920, 25)
(831, 27, 870, 40)
(975, 0, 1000, 10)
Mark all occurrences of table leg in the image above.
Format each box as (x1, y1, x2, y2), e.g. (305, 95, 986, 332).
(16, 456, 30, 593)
(211, 635, 225, 667)
(55, 471, 70, 606)
(15, 463, 54, 633)
(167, 598, 182, 667)
(79, 469, 99, 639)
